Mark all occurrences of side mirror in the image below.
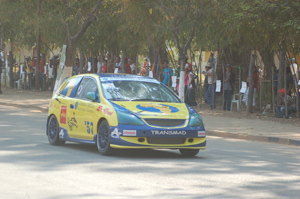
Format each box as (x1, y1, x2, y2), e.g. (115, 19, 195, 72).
(86, 92, 96, 101)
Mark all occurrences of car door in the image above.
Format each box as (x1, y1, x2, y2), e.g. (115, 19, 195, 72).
(56, 76, 83, 138)
(73, 77, 100, 140)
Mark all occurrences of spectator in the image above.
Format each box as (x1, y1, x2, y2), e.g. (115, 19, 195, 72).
(25, 56, 33, 89)
(85, 58, 93, 73)
(185, 58, 193, 72)
(163, 60, 173, 87)
(187, 72, 197, 106)
(208, 52, 216, 70)
(128, 59, 136, 74)
(175, 60, 181, 78)
(184, 65, 190, 104)
(140, 62, 148, 76)
(48, 58, 54, 91)
(275, 88, 296, 119)
(73, 58, 80, 75)
(96, 55, 103, 73)
(125, 58, 131, 74)
(223, 64, 235, 111)
(114, 56, 122, 73)
(202, 65, 214, 109)
(290, 58, 298, 81)
(101, 60, 108, 73)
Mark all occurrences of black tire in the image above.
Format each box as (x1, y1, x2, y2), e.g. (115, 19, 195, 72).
(97, 120, 114, 155)
(179, 149, 199, 157)
(47, 115, 65, 145)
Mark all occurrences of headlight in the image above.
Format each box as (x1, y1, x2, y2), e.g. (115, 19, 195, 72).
(189, 113, 204, 126)
(117, 111, 144, 126)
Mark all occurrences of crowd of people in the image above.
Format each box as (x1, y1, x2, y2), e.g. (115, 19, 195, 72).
(1, 50, 299, 118)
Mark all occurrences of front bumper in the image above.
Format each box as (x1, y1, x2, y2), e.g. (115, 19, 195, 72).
(109, 124, 206, 149)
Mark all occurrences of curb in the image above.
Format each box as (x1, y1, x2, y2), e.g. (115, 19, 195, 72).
(207, 130, 300, 147)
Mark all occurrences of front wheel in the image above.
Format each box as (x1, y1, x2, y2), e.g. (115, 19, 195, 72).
(179, 149, 199, 157)
(97, 120, 114, 155)
(47, 115, 65, 145)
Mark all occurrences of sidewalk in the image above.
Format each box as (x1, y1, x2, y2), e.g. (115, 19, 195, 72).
(0, 87, 299, 147)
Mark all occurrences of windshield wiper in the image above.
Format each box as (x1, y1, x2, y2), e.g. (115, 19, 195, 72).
(130, 98, 167, 102)
(109, 98, 130, 101)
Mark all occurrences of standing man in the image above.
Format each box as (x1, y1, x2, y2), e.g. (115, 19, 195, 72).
(129, 59, 137, 74)
(25, 56, 33, 89)
(125, 58, 131, 74)
(163, 60, 173, 87)
(101, 60, 108, 73)
(48, 58, 54, 91)
(114, 56, 122, 73)
(290, 58, 298, 81)
(208, 52, 216, 70)
(223, 64, 235, 111)
(202, 66, 214, 110)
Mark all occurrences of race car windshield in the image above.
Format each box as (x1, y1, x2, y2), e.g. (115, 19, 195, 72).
(101, 80, 181, 103)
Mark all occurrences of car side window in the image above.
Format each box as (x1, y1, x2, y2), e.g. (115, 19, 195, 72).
(76, 77, 100, 102)
(59, 77, 82, 98)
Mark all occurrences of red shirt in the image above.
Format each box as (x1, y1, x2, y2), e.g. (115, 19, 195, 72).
(101, 65, 108, 73)
(125, 64, 131, 74)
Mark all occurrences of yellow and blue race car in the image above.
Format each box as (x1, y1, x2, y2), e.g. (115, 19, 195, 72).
(47, 74, 206, 156)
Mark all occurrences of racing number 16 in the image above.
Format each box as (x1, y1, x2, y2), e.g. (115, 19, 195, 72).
(85, 121, 94, 134)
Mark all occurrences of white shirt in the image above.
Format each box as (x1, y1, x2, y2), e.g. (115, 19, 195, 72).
(115, 62, 122, 73)
(290, 63, 298, 81)
(0, 52, 4, 62)
(207, 69, 213, 84)
(48, 64, 53, 78)
(130, 64, 136, 74)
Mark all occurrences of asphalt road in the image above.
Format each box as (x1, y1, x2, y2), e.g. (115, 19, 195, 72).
(0, 105, 300, 199)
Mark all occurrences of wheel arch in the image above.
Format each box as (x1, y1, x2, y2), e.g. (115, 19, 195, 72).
(46, 113, 56, 135)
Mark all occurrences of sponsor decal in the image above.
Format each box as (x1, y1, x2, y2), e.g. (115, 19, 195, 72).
(84, 121, 94, 134)
(136, 103, 179, 114)
(111, 128, 122, 138)
(59, 129, 65, 138)
(151, 130, 186, 135)
(67, 112, 78, 131)
(59, 127, 68, 139)
(97, 105, 113, 115)
(198, 131, 206, 137)
(60, 106, 67, 124)
(123, 130, 137, 136)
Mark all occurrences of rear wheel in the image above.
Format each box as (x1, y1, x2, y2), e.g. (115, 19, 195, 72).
(47, 115, 65, 145)
(97, 120, 114, 155)
(179, 149, 199, 157)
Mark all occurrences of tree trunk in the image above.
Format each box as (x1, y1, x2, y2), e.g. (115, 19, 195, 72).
(35, 0, 41, 91)
(247, 54, 256, 113)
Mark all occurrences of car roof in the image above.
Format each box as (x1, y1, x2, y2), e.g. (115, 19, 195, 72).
(96, 73, 159, 82)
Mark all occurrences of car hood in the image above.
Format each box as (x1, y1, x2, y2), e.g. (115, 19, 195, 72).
(112, 101, 189, 120)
